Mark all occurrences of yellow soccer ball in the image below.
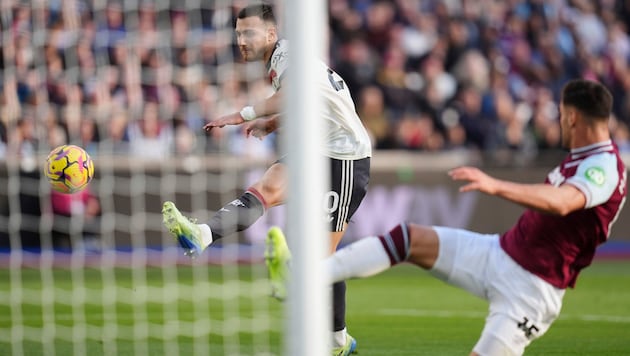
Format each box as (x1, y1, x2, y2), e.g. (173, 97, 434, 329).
(44, 145, 95, 194)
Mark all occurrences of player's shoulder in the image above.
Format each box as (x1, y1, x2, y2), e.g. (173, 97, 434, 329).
(270, 39, 289, 68)
(569, 141, 621, 168)
(275, 39, 288, 52)
(578, 150, 619, 169)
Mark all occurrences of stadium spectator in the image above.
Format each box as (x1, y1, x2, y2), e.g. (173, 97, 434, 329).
(79, 118, 100, 156)
(356, 85, 393, 149)
(101, 109, 130, 155)
(46, 122, 68, 151)
(612, 117, 630, 153)
(0, 121, 7, 159)
(394, 110, 445, 151)
(530, 87, 562, 150)
(50, 187, 101, 251)
(128, 102, 173, 159)
(376, 46, 417, 117)
(95, 2, 126, 51)
(363, 0, 397, 56)
(333, 36, 379, 103)
(173, 123, 197, 156)
(7, 116, 38, 164)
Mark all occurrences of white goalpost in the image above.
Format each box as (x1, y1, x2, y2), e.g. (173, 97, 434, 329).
(283, 0, 329, 355)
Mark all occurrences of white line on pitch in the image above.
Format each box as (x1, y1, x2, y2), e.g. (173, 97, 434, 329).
(377, 309, 630, 323)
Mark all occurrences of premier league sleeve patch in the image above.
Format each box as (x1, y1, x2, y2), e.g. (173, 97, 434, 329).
(584, 166, 606, 186)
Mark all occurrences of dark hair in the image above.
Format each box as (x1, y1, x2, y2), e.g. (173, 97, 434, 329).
(561, 79, 612, 121)
(237, 3, 276, 24)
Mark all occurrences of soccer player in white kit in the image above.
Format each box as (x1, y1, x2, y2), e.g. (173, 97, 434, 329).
(298, 79, 625, 355)
(162, 4, 371, 355)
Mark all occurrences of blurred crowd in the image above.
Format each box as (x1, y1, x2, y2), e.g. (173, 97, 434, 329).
(331, 0, 630, 156)
(1, 0, 630, 162)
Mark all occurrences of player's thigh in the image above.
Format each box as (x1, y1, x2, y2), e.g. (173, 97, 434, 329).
(429, 227, 498, 299)
(326, 157, 370, 232)
(329, 227, 346, 254)
(484, 248, 564, 350)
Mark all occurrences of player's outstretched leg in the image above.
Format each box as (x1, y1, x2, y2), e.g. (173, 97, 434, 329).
(265, 226, 291, 301)
(162, 201, 211, 257)
(332, 333, 357, 356)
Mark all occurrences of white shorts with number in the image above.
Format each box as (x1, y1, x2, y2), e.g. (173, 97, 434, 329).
(429, 226, 566, 356)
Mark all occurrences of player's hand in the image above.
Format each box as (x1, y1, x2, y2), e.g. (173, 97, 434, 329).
(448, 166, 498, 194)
(243, 120, 268, 140)
(203, 113, 245, 132)
(244, 117, 278, 139)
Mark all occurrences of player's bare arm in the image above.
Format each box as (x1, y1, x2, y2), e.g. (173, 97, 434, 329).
(204, 89, 283, 132)
(449, 166, 586, 216)
(252, 89, 282, 119)
(244, 115, 280, 139)
(203, 112, 245, 131)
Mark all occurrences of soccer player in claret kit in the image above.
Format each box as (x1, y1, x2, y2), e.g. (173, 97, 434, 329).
(162, 3, 370, 355)
(267, 79, 627, 355)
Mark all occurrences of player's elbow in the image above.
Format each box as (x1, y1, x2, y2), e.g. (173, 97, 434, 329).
(550, 206, 571, 216)
(544, 187, 585, 216)
(546, 202, 576, 216)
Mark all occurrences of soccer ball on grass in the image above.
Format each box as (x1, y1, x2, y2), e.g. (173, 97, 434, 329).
(44, 145, 94, 194)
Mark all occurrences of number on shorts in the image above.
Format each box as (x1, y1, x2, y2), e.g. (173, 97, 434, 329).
(324, 191, 340, 220)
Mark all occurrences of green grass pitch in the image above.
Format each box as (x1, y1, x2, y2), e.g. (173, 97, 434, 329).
(1, 260, 629, 355)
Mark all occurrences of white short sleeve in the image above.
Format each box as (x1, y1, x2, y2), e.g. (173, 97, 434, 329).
(565, 152, 619, 208)
(269, 40, 288, 91)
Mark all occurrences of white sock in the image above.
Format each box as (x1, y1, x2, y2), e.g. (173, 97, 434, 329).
(323, 236, 392, 284)
(197, 224, 213, 247)
(332, 327, 347, 347)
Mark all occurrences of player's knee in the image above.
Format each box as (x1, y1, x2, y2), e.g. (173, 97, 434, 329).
(473, 334, 522, 356)
(406, 224, 440, 269)
(255, 179, 284, 205)
(253, 165, 286, 205)
(474, 314, 531, 356)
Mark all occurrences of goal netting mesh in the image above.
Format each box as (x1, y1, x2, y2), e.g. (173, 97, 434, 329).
(0, 1, 287, 354)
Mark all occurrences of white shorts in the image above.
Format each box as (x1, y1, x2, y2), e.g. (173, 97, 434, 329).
(430, 226, 566, 356)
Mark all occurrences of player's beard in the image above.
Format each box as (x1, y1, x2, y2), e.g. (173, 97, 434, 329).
(240, 46, 264, 62)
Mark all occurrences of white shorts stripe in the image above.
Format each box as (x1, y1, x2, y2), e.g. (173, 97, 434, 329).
(336, 160, 347, 231)
(336, 160, 354, 231)
(345, 160, 354, 228)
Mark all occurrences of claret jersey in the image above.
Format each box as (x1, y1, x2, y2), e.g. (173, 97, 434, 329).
(266, 40, 372, 160)
(501, 140, 627, 288)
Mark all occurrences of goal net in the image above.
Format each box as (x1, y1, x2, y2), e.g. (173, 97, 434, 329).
(0, 1, 296, 354)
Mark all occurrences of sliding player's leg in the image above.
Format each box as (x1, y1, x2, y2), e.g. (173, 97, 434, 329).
(325, 223, 566, 354)
(163, 162, 287, 257)
(324, 223, 439, 283)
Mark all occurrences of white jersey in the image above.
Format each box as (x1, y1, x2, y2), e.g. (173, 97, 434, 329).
(267, 40, 372, 160)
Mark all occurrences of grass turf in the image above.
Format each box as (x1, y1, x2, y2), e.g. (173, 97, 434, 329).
(345, 260, 630, 355)
(0, 260, 629, 355)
